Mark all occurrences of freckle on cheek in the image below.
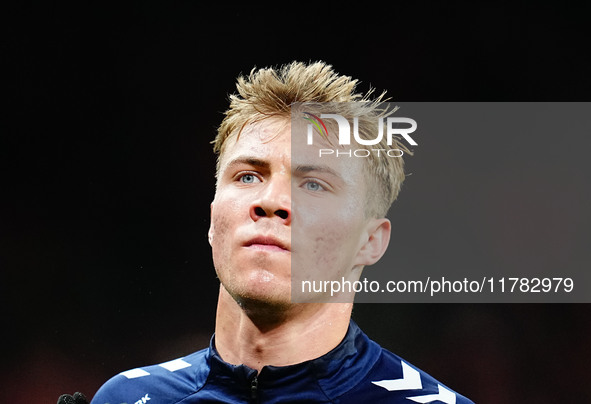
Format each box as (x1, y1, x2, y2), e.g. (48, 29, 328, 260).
(212, 215, 230, 248)
(314, 233, 341, 266)
(215, 214, 229, 230)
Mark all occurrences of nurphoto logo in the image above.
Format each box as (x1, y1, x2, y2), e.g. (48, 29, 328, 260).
(301, 107, 418, 158)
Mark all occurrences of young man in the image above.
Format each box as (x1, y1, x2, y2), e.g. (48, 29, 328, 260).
(87, 62, 473, 403)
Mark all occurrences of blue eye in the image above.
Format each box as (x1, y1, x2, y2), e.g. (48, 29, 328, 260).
(240, 174, 257, 183)
(304, 181, 324, 192)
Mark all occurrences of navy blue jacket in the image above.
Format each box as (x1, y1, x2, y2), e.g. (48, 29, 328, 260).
(91, 321, 473, 403)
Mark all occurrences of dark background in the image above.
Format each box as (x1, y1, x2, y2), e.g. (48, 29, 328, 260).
(2, 2, 590, 403)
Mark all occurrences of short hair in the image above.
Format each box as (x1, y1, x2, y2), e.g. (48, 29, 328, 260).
(212, 61, 410, 217)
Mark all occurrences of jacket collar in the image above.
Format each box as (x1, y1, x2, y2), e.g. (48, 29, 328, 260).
(206, 320, 381, 401)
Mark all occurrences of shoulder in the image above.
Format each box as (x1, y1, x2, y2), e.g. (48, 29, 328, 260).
(375, 348, 474, 403)
(90, 349, 210, 404)
(340, 336, 474, 404)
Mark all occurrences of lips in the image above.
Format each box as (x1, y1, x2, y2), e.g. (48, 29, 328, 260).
(244, 235, 290, 252)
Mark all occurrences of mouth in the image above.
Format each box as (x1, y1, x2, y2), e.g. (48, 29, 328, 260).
(244, 235, 290, 252)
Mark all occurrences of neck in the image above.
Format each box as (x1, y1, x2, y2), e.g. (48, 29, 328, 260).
(213, 286, 352, 372)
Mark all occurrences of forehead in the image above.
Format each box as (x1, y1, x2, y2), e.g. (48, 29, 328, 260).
(217, 118, 290, 170)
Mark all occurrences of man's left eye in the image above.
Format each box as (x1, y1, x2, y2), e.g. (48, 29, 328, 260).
(304, 181, 324, 192)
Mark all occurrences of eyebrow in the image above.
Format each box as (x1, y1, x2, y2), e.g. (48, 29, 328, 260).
(294, 164, 341, 179)
(225, 156, 270, 170)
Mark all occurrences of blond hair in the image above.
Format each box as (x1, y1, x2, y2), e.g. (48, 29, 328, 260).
(213, 61, 410, 217)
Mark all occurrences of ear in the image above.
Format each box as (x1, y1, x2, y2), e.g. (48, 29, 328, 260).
(354, 218, 391, 266)
(208, 202, 214, 246)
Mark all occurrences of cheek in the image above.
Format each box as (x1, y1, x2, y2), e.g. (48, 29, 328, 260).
(317, 222, 361, 261)
(313, 231, 346, 267)
(210, 208, 232, 258)
(294, 207, 364, 274)
(211, 192, 246, 239)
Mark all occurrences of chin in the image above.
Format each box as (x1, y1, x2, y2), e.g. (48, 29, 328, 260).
(238, 282, 291, 306)
(229, 281, 294, 318)
(237, 296, 296, 326)
(218, 264, 293, 309)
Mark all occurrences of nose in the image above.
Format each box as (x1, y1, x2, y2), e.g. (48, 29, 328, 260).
(249, 176, 291, 225)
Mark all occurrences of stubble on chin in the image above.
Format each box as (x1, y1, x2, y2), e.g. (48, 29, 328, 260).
(223, 282, 296, 327)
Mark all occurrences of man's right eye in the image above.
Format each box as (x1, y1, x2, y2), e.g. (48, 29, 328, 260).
(239, 173, 260, 184)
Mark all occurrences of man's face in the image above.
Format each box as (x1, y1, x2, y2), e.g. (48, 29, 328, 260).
(209, 117, 385, 306)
